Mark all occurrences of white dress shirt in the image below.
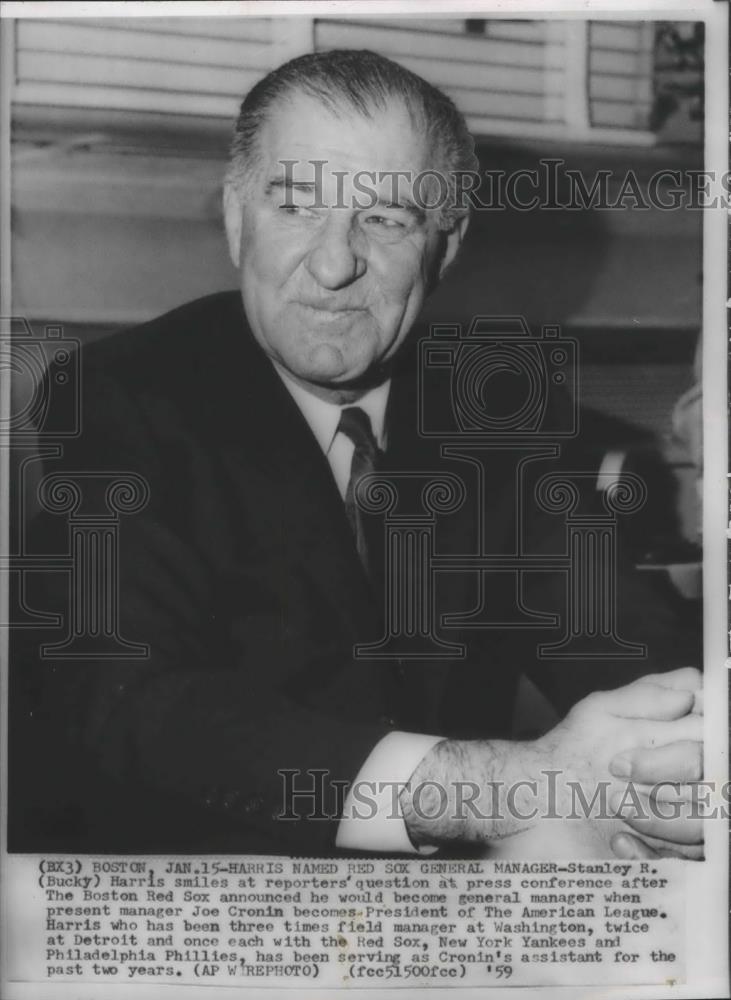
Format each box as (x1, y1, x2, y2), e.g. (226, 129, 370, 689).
(276, 365, 390, 497)
(274, 362, 441, 853)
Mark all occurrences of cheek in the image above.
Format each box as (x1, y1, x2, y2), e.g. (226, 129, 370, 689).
(371, 245, 429, 312)
(240, 215, 303, 286)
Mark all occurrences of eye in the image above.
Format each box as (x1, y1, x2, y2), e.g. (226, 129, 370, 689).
(280, 203, 315, 218)
(363, 214, 404, 229)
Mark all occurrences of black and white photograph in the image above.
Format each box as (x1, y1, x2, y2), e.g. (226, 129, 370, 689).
(0, 1, 727, 996)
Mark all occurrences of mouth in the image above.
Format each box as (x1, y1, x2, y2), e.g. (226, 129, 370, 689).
(297, 301, 366, 315)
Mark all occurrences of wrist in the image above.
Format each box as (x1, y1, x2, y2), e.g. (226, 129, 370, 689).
(400, 737, 550, 848)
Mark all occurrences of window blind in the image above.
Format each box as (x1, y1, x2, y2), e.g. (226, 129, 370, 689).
(14, 17, 273, 118)
(13, 16, 659, 143)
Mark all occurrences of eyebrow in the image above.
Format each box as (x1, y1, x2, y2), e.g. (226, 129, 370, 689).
(265, 178, 316, 194)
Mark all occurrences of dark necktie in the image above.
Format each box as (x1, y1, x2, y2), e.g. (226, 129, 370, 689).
(337, 406, 382, 575)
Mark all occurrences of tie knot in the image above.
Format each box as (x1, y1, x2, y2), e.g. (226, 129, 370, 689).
(337, 406, 379, 458)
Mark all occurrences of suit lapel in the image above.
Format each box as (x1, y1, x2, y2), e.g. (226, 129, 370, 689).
(212, 303, 381, 641)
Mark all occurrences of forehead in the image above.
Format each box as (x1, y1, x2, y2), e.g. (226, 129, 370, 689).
(256, 91, 432, 179)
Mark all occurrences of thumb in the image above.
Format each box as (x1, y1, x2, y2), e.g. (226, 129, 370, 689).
(611, 831, 693, 860)
(611, 831, 658, 860)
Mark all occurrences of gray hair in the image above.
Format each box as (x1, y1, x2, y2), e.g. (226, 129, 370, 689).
(225, 48, 478, 229)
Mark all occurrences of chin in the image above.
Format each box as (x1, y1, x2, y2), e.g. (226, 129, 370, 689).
(307, 366, 367, 387)
(306, 349, 374, 378)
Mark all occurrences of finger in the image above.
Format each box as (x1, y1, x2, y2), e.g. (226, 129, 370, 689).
(646, 781, 704, 804)
(621, 831, 704, 861)
(609, 791, 703, 844)
(644, 668, 703, 716)
(619, 814, 703, 845)
(612, 831, 700, 860)
(609, 740, 703, 782)
(637, 667, 702, 693)
(602, 682, 694, 721)
(634, 712, 703, 749)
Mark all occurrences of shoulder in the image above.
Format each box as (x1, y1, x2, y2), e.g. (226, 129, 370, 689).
(76, 292, 267, 421)
(82, 291, 250, 383)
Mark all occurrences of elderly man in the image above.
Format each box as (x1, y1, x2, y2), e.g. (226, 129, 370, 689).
(11, 50, 702, 858)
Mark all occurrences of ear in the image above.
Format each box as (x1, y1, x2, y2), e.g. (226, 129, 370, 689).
(223, 182, 243, 268)
(438, 213, 469, 280)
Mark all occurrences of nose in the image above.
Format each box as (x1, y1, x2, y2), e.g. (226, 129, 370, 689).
(305, 212, 366, 290)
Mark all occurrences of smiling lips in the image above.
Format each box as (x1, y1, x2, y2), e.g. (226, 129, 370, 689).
(298, 300, 366, 314)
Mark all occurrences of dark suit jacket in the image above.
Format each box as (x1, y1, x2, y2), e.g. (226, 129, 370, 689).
(9, 292, 700, 855)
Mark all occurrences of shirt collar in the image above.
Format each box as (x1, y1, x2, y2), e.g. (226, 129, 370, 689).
(273, 362, 390, 454)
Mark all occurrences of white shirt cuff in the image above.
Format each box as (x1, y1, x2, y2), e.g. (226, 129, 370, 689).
(335, 731, 443, 854)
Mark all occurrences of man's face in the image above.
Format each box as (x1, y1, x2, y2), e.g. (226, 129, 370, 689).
(224, 92, 464, 396)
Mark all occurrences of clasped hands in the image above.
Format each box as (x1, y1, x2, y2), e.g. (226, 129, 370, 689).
(538, 666, 703, 859)
(402, 667, 703, 858)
